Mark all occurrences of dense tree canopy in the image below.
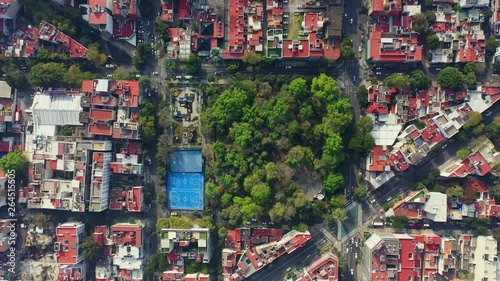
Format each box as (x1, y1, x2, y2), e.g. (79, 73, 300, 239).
(410, 70, 431, 90)
(201, 75, 353, 228)
(438, 67, 464, 90)
(0, 151, 28, 174)
(463, 111, 482, 129)
(384, 73, 410, 90)
(426, 34, 440, 49)
(87, 44, 108, 67)
(28, 62, 67, 87)
(340, 38, 355, 59)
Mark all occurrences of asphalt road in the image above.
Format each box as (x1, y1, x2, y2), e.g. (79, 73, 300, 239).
(346, 238, 359, 281)
(246, 234, 331, 281)
(365, 101, 500, 218)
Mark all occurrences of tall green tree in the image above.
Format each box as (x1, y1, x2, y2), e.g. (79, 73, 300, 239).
(410, 70, 431, 90)
(438, 67, 464, 90)
(82, 236, 103, 261)
(28, 62, 68, 87)
(0, 151, 28, 174)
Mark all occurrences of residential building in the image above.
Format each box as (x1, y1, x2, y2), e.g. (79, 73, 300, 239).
(94, 223, 145, 281)
(177, 0, 191, 21)
(414, 234, 441, 280)
(35, 21, 88, 58)
(429, 6, 486, 64)
(0, 0, 20, 20)
(161, 227, 212, 280)
(438, 237, 458, 279)
(55, 222, 85, 265)
(366, 0, 423, 64)
(222, 228, 311, 280)
(160, 227, 211, 262)
(0, 81, 14, 131)
(109, 186, 144, 212)
(80, 0, 139, 44)
(24, 140, 113, 212)
(192, 9, 224, 57)
(385, 189, 448, 223)
(459, 235, 500, 281)
(161, 1, 173, 22)
(223, 0, 259, 59)
(362, 233, 420, 281)
(57, 263, 86, 281)
(81, 79, 142, 140)
(165, 27, 192, 59)
(88, 151, 112, 212)
(81, 0, 114, 35)
(295, 252, 339, 281)
(439, 138, 500, 177)
(363, 85, 498, 189)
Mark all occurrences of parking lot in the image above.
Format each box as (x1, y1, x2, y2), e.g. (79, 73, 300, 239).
(136, 20, 155, 46)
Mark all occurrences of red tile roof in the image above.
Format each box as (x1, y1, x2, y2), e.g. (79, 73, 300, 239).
(178, 0, 190, 19)
(368, 146, 390, 172)
(55, 223, 83, 265)
(466, 181, 488, 193)
(89, 123, 113, 135)
(389, 150, 410, 171)
(88, 0, 109, 25)
(90, 109, 114, 121)
(161, 3, 173, 21)
(282, 40, 310, 58)
(113, 20, 135, 40)
(111, 224, 142, 248)
(369, 31, 423, 62)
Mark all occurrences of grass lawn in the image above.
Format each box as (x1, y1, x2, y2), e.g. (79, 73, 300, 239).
(287, 14, 303, 39)
(267, 48, 282, 57)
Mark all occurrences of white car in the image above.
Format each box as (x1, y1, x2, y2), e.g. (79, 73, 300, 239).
(359, 46, 363, 53)
(346, 248, 349, 254)
(152, 72, 159, 76)
(351, 269, 354, 275)
(386, 196, 393, 202)
(355, 253, 358, 259)
(285, 66, 292, 69)
(350, 18, 353, 24)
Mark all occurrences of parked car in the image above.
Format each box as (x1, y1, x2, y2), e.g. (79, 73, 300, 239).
(105, 64, 117, 69)
(152, 72, 159, 76)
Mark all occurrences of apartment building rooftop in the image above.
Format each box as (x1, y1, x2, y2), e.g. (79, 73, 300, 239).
(55, 222, 85, 265)
(161, 2, 173, 22)
(296, 252, 339, 281)
(36, 21, 87, 58)
(223, 229, 311, 280)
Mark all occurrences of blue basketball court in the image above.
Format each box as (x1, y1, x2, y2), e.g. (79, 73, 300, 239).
(169, 150, 203, 173)
(167, 172, 204, 210)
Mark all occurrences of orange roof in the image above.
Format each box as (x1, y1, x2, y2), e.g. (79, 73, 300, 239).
(89, 12, 108, 25)
(282, 40, 310, 58)
(90, 109, 114, 121)
(368, 146, 390, 172)
(56, 223, 83, 265)
(89, 123, 113, 135)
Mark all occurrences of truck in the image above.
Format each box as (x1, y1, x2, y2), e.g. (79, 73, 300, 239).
(15, 109, 21, 123)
